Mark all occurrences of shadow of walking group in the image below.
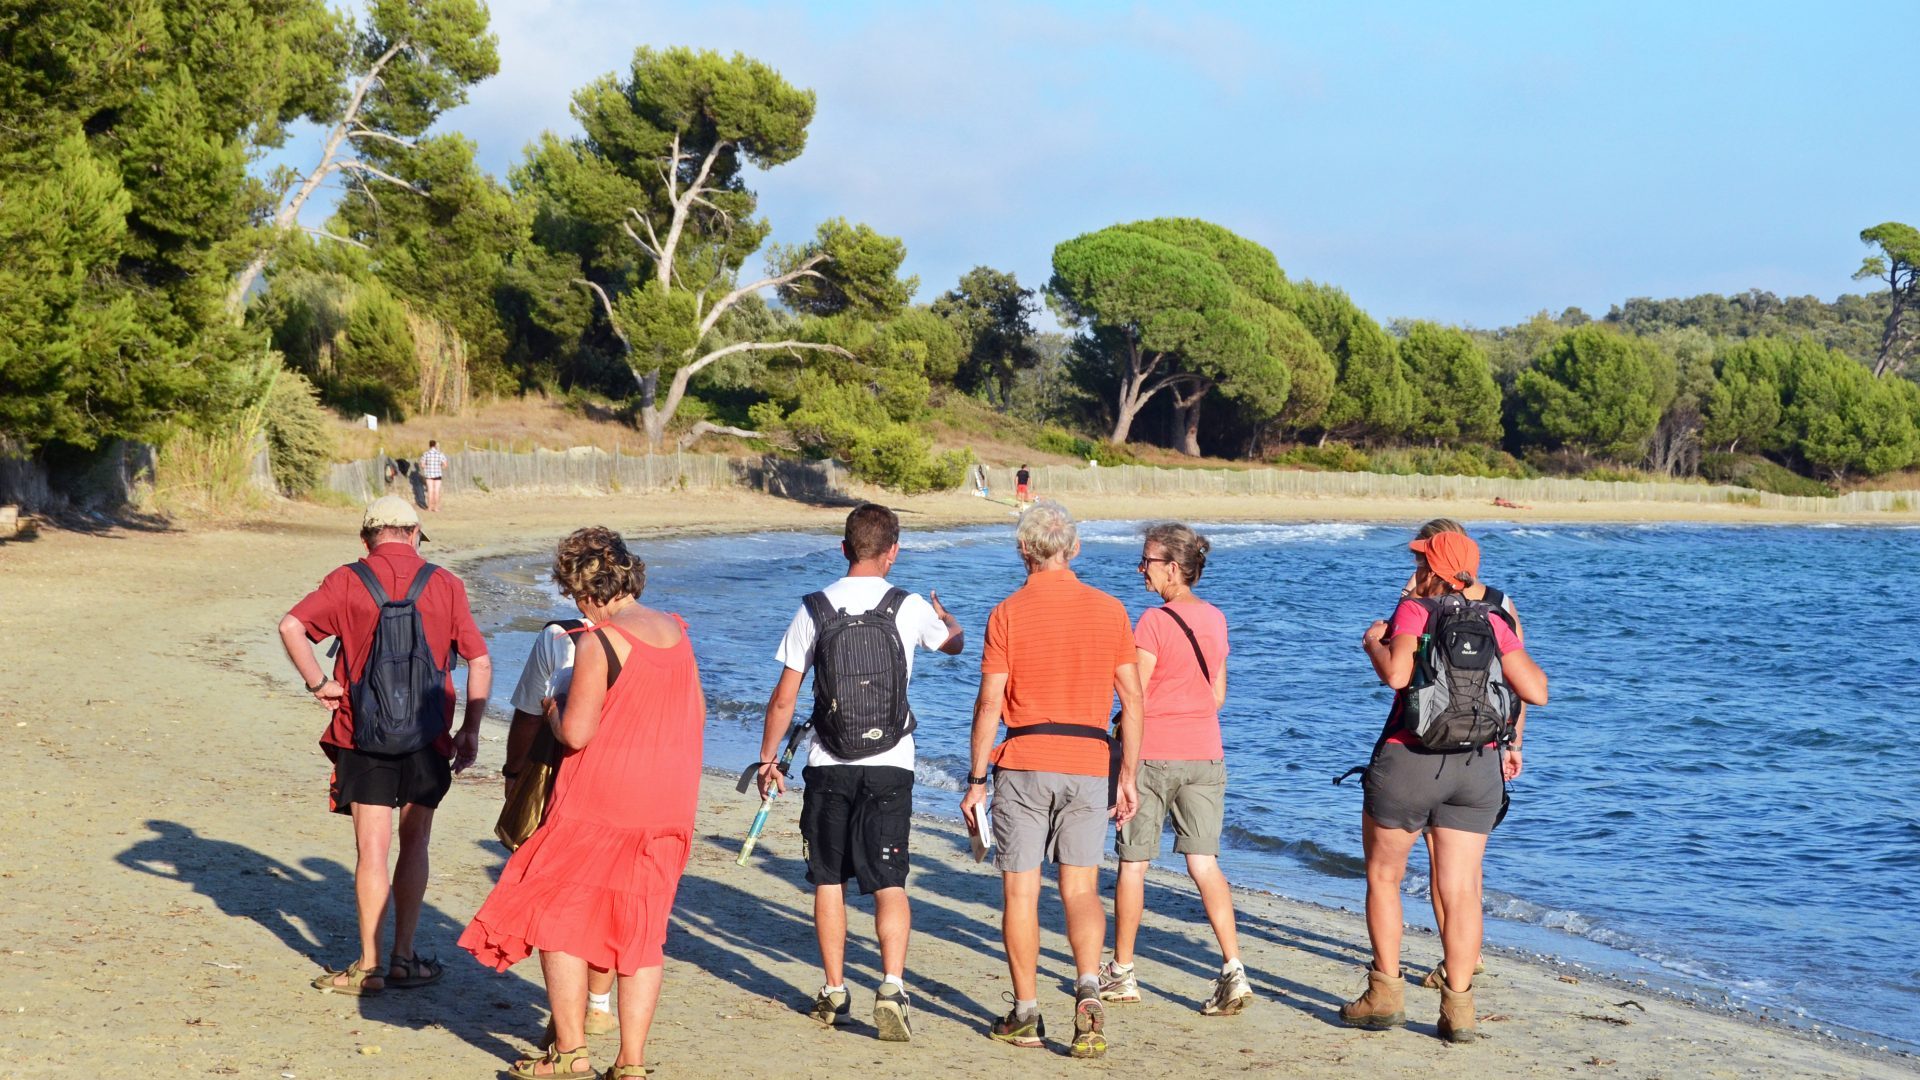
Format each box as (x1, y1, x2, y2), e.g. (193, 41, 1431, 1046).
(118, 815, 1378, 1065)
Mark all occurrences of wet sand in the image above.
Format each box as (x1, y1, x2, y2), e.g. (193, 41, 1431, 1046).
(1, 487, 1914, 1079)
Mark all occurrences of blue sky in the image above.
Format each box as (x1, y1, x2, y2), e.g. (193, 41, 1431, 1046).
(301, 0, 1916, 327)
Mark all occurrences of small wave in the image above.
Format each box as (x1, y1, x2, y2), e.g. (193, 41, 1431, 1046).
(1220, 824, 1366, 878)
(1075, 521, 1374, 548)
(914, 754, 970, 793)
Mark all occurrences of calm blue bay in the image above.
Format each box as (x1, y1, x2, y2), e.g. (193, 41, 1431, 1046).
(473, 520, 1920, 1051)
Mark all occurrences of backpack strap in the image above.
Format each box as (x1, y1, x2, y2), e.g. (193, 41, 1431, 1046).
(345, 561, 392, 606)
(1479, 586, 1516, 630)
(1152, 605, 1211, 684)
(401, 562, 439, 604)
(874, 587, 909, 620)
(801, 591, 836, 631)
(544, 618, 585, 634)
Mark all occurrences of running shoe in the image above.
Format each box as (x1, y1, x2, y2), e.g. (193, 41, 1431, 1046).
(809, 986, 850, 1027)
(1202, 965, 1253, 1016)
(988, 994, 1045, 1048)
(1070, 983, 1108, 1059)
(1097, 959, 1140, 1003)
(873, 983, 912, 1043)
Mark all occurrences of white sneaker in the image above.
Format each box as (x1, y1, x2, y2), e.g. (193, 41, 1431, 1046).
(1097, 959, 1140, 1003)
(1203, 964, 1253, 1016)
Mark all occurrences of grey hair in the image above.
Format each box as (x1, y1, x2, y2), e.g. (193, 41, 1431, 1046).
(1016, 499, 1078, 563)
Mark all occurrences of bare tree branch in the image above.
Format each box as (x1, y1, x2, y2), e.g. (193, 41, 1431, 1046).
(697, 253, 830, 338)
(683, 339, 853, 381)
(303, 227, 369, 249)
(347, 127, 415, 149)
(677, 420, 770, 450)
(337, 158, 426, 195)
(572, 279, 630, 353)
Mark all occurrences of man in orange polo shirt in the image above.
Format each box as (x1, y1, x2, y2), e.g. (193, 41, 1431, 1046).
(960, 499, 1143, 1059)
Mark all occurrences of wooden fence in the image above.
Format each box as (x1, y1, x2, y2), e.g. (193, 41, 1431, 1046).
(321, 446, 1915, 516)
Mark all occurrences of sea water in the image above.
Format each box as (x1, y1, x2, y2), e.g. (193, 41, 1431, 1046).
(472, 520, 1920, 1050)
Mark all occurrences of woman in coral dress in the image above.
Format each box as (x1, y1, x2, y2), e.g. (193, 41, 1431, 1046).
(461, 528, 705, 1079)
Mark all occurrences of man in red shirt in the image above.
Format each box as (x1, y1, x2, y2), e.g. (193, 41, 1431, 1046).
(278, 496, 491, 995)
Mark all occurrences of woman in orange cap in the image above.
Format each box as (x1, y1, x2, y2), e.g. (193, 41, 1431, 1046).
(1339, 526, 1548, 1043)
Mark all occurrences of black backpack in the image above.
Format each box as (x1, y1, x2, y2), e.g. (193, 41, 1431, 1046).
(346, 562, 454, 756)
(803, 588, 914, 760)
(1401, 591, 1519, 752)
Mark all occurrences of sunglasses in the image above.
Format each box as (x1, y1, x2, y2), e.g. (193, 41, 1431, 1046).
(1137, 556, 1174, 572)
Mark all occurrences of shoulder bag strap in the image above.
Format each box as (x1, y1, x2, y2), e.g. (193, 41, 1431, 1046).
(1153, 605, 1211, 683)
(591, 627, 624, 689)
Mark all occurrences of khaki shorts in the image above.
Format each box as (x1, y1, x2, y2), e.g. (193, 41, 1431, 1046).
(1115, 759, 1226, 861)
(992, 769, 1108, 872)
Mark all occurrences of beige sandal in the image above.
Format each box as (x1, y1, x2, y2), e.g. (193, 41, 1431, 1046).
(510, 1045, 592, 1079)
(310, 962, 384, 996)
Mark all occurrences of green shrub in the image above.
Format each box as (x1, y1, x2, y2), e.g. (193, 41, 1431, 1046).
(1888, 495, 1912, 513)
(1367, 445, 1533, 479)
(1699, 452, 1836, 497)
(1033, 426, 1142, 465)
(262, 370, 334, 497)
(848, 425, 971, 493)
(1268, 443, 1372, 472)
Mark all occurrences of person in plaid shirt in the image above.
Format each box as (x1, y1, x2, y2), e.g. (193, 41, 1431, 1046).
(420, 440, 447, 512)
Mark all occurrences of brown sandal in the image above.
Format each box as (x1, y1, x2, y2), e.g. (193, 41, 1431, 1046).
(509, 1045, 592, 1079)
(310, 962, 384, 996)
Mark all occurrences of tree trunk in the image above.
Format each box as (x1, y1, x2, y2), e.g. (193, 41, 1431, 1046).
(1109, 399, 1141, 445)
(1170, 395, 1203, 456)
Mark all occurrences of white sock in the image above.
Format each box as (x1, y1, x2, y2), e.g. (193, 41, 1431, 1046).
(881, 973, 904, 990)
(1015, 997, 1039, 1017)
(1222, 958, 1244, 976)
(822, 984, 847, 996)
(588, 991, 611, 1012)
(1110, 960, 1134, 973)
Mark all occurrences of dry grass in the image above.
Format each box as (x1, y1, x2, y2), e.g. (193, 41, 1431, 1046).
(326, 395, 649, 461)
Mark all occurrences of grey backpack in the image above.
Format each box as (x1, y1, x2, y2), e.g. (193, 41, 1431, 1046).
(1402, 592, 1518, 752)
(803, 588, 914, 760)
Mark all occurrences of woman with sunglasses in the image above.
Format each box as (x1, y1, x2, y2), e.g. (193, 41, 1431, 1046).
(1341, 529, 1547, 1042)
(1098, 524, 1251, 1016)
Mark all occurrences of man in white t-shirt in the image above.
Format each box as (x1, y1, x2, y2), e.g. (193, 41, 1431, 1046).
(503, 615, 617, 1037)
(756, 503, 963, 1045)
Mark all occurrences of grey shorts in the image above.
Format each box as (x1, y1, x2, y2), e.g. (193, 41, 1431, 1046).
(1116, 759, 1226, 861)
(992, 769, 1108, 872)
(1363, 742, 1502, 834)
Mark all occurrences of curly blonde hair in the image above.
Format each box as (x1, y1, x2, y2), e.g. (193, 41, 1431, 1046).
(552, 526, 646, 605)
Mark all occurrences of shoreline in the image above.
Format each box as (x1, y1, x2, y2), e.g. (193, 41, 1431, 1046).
(2, 488, 1915, 1078)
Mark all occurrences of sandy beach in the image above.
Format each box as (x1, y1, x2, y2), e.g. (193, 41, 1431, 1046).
(2, 487, 1915, 1079)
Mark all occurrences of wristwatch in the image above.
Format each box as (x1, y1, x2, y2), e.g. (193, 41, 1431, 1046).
(966, 774, 989, 786)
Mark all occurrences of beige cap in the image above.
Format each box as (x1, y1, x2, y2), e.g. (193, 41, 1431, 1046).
(361, 495, 426, 540)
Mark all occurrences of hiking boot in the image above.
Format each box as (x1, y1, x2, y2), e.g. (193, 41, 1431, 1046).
(1097, 959, 1140, 1003)
(873, 983, 912, 1043)
(1339, 965, 1406, 1029)
(1070, 982, 1108, 1059)
(584, 1006, 615, 1035)
(1420, 958, 1486, 990)
(809, 986, 850, 1027)
(989, 996, 1045, 1049)
(1202, 964, 1253, 1016)
(1437, 979, 1476, 1043)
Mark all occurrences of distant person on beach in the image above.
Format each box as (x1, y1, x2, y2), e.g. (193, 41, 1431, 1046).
(277, 495, 491, 997)
(461, 527, 705, 1080)
(1100, 523, 1250, 1016)
(420, 440, 447, 512)
(756, 503, 964, 1044)
(960, 499, 1143, 1059)
(504, 607, 617, 1040)
(1016, 464, 1032, 502)
(1403, 519, 1527, 990)
(1343, 529, 1547, 1042)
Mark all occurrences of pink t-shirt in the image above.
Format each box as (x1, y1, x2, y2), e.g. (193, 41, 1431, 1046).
(1136, 600, 1229, 760)
(1385, 597, 1522, 746)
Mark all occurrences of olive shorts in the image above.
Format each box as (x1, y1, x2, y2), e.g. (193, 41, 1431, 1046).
(1115, 759, 1227, 861)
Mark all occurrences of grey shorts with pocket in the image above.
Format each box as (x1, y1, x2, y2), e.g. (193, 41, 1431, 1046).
(1116, 759, 1226, 861)
(992, 769, 1108, 872)
(1363, 742, 1502, 834)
